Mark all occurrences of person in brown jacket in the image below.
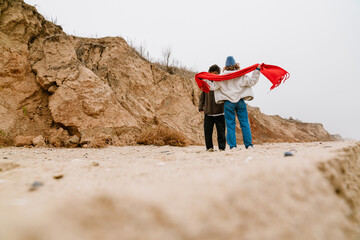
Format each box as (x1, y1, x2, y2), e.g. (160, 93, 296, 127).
(199, 64, 226, 151)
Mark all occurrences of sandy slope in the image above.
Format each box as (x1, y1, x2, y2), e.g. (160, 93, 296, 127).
(0, 141, 360, 240)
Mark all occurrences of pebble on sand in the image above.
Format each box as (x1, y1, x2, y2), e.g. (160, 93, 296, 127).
(92, 161, 100, 167)
(29, 181, 44, 191)
(284, 151, 294, 157)
(53, 174, 64, 180)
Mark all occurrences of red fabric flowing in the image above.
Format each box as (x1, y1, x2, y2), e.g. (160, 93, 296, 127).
(195, 63, 290, 93)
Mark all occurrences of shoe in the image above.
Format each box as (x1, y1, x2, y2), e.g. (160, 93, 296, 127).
(219, 149, 225, 151)
(206, 148, 215, 152)
(247, 146, 254, 151)
(230, 147, 238, 151)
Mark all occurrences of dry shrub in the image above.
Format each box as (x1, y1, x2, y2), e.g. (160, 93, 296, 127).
(136, 125, 189, 147)
(85, 135, 114, 148)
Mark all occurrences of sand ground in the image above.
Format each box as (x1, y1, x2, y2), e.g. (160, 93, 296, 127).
(0, 141, 360, 240)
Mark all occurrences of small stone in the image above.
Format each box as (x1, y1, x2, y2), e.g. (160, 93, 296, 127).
(284, 151, 294, 157)
(92, 161, 99, 167)
(29, 181, 44, 191)
(14, 135, 34, 147)
(48, 85, 58, 94)
(53, 174, 64, 179)
(32, 135, 47, 147)
(65, 135, 80, 148)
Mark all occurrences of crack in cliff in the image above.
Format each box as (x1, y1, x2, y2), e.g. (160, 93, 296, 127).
(104, 71, 112, 88)
(51, 121, 80, 137)
(150, 64, 156, 84)
(76, 42, 106, 73)
(17, 89, 40, 107)
(0, 0, 10, 22)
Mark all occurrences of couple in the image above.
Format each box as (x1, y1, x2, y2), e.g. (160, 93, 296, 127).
(198, 56, 261, 151)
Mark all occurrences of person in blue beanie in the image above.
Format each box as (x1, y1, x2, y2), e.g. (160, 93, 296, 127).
(205, 56, 261, 150)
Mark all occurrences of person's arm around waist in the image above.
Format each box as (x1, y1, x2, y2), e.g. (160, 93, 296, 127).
(204, 80, 220, 91)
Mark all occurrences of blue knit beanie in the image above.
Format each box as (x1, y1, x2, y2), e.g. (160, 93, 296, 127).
(225, 56, 236, 67)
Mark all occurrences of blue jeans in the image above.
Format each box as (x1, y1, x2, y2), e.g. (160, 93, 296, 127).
(224, 99, 253, 149)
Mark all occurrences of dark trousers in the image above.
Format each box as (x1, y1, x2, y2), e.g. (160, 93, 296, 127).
(204, 114, 226, 150)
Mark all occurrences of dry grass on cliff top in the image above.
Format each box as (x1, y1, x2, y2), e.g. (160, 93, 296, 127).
(136, 125, 189, 147)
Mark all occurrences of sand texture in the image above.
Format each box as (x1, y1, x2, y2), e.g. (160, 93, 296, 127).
(1, 141, 360, 240)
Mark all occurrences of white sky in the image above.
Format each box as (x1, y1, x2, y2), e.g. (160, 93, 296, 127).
(24, 0, 360, 140)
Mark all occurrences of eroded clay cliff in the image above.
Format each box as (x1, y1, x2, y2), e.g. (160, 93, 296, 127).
(0, 0, 335, 147)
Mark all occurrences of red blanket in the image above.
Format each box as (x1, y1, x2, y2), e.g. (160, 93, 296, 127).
(195, 63, 289, 93)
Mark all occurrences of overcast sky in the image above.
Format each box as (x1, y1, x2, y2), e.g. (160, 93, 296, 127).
(24, 0, 360, 140)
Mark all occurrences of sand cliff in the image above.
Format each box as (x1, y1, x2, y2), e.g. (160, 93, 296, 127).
(0, 0, 335, 148)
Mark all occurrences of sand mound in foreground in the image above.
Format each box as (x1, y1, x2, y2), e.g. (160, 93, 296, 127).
(0, 141, 359, 239)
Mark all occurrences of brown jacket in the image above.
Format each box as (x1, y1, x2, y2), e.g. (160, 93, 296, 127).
(199, 91, 224, 115)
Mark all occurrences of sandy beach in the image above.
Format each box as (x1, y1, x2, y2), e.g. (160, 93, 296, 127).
(1, 141, 360, 240)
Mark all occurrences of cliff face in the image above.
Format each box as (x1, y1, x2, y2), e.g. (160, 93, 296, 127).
(0, 0, 335, 147)
(0, 0, 63, 146)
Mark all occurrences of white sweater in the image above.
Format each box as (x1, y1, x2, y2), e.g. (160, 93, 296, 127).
(205, 69, 260, 104)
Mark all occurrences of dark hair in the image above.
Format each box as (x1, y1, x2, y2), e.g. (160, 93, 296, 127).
(224, 64, 240, 71)
(208, 64, 220, 74)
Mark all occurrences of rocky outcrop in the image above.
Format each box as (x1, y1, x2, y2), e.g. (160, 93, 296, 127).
(248, 107, 334, 143)
(0, 0, 336, 147)
(0, 0, 62, 146)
